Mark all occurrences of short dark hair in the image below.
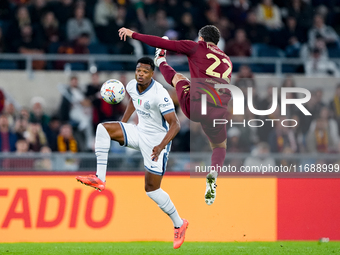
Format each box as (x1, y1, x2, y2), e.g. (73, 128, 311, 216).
(137, 57, 155, 71)
(198, 25, 220, 45)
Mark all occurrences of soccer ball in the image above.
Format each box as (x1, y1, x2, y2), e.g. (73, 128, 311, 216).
(100, 79, 126, 104)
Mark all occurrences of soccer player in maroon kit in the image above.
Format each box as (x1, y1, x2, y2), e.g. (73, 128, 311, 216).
(119, 25, 232, 205)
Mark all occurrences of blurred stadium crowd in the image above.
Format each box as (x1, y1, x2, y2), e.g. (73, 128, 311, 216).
(0, 0, 339, 73)
(1, 0, 340, 171)
(1, 71, 340, 158)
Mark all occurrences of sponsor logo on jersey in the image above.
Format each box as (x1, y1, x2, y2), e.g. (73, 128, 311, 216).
(136, 109, 151, 118)
(164, 97, 169, 102)
(159, 103, 171, 108)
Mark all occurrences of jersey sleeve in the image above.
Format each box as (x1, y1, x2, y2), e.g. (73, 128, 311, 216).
(158, 88, 175, 116)
(132, 33, 198, 56)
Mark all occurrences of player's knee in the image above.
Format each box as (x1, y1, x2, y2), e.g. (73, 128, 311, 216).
(172, 73, 189, 87)
(101, 122, 118, 138)
(210, 140, 227, 149)
(144, 180, 160, 192)
(145, 183, 156, 192)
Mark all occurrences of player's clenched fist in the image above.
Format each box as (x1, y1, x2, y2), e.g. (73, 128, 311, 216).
(118, 27, 134, 41)
(151, 145, 163, 162)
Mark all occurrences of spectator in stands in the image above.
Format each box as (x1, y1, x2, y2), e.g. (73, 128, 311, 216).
(281, 75, 296, 88)
(66, 5, 96, 43)
(142, 9, 169, 38)
(164, 0, 183, 24)
(56, 32, 90, 69)
(94, 0, 117, 27)
(306, 117, 337, 153)
(14, 25, 45, 69)
(28, 0, 49, 25)
(94, 0, 118, 44)
(25, 121, 48, 152)
(244, 10, 269, 44)
(301, 36, 328, 66)
(224, 28, 251, 57)
(45, 115, 60, 151)
(216, 16, 233, 43)
(135, 0, 158, 25)
(296, 90, 318, 138)
(0, 114, 17, 152)
(59, 74, 93, 150)
(4, 103, 17, 131)
(115, 6, 127, 28)
(40, 11, 61, 48)
(50, 0, 74, 27)
(231, 113, 258, 151)
(243, 142, 276, 168)
(308, 14, 339, 49)
(281, 16, 305, 57)
(190, 122, 210, 152)
(34, 145, 53, 170)
(0, 0, 12, 23)
(3, 138, 34, 170)
(7, 6, 32, 51)
(287, 0, 313, 32)
(29, 96, 50, 129)
(118, 25, 145, 58)
(14, 24, 43, 53)
(235, 64, 256, 88)
(305, 47, 340, 77)
(329, 83, 340, 135)
(256, 0, 282, 30)
(268, 117, 298, 153)
(227, 0, 250, 28)
(0, 27, 8, 53)
(176, 12, 197, 41)
(308, 106, 339, 150)
(227, 127, 246, 152)
(19, 108, 30, 121)
(0, 88, 5, 114)
(57, 123, 78, 153)
(204, 8, 219, 27)
(14, 116, 28, 140)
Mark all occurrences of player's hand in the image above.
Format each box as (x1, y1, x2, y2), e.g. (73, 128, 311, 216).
(151, 145, 163, 162)
(118, 27, 134, 41)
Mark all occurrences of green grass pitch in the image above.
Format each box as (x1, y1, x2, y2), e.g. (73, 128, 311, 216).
(1, 242, 340, 255)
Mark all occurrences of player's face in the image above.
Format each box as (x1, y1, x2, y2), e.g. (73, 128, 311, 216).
(135, 63, 154, 86)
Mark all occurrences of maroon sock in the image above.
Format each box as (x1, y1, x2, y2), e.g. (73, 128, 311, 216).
(159, 62, 177, 86)
(176, 80, 191, 119)
(211, 147, 226, 169)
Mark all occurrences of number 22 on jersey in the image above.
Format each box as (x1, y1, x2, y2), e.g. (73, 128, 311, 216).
(205, 53, 232, 83)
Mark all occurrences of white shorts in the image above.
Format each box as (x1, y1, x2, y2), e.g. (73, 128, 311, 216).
(119, 122, 171, 175)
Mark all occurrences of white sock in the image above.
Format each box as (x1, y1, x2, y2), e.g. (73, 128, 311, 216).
(146, 188, 183, 228)
(209, 170, 218, 178)
(156, 57, 166, 67)
(95, 124, 111, 182)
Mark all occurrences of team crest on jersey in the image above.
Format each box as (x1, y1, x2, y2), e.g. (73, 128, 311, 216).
(144, 101, 150, 110)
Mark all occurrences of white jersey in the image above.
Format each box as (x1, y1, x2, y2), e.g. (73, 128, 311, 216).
(126, 78, 175, 135)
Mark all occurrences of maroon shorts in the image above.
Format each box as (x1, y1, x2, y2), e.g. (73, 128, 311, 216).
(176, 80, 229, 144)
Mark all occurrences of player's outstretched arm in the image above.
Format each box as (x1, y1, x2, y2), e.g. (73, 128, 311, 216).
(151, 112, 180, 162)
(118, 27, 197, 55)
(121, 98, 135, 123)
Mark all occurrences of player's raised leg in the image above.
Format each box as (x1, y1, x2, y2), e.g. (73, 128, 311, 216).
(144, 171, 188, 249)
(205, 140, 226, 205)
(76, 122, 125, 191)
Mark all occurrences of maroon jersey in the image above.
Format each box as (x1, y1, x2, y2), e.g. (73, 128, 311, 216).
(132, 33, 232, 107)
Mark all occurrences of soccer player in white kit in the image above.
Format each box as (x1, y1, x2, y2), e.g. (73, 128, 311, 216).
(76, 57, 188, 249)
